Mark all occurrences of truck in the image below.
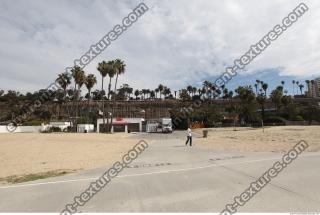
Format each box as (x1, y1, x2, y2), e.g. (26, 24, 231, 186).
(161, 118, 173, 133)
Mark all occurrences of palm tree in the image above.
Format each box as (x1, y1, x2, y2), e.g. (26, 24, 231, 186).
(71, 66, 86, 131)
(158, 84, 164, 99)
(292, 80, 296, 95)
(254, 83, 258, 95)
(305, 80, 310, 96)
(134, 89, 140, 100)
(56, 72, 71, 124)
(127, 87, 133, 100)
(256, 93, 266, 130)
(187, 85, 193, 96)
(106, 60, 116, 100)
(150, 90, 155, 99)
(97, 61, 109, 132)
(141, 89, 148, 100)
(298, 84, 304, 95)
(296, 81, 300, 95)
(155, 88, 159, 99)
(56, 72, 71, 100)
(111, 59, 126, 131)
(262, 83, 268, 96)
(281, 80, 285, 87)
(85, 74, 97, 99)
(85, 74, 97, 123)
(163, 87, 171, 98)
(71, 66, 85, 98)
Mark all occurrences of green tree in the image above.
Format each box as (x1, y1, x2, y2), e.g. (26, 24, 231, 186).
(270, 88, 283, 111)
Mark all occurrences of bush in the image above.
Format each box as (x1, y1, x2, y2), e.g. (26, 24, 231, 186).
(294, 115, 304, 121)
(63, 126, 71, 132)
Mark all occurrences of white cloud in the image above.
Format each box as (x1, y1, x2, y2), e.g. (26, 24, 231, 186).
(0, 0, 319, 93)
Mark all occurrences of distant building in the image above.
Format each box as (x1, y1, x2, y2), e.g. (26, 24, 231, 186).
(307, 77, 320, 98)
(316, 77, 320, 97)
(96, 118, 144, 133)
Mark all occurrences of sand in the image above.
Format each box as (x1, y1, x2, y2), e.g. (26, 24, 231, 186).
(0, 133, 141, 180)
(0, 126, 319, 184)
(193, 126, 320, 152)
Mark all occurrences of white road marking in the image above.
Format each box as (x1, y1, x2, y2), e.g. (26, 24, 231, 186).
(0, 153, 318, 190)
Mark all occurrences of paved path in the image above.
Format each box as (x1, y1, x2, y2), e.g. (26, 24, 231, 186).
(0, 132, 319, 212)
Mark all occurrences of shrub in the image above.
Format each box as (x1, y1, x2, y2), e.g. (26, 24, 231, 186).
(294, 115, 304, 121)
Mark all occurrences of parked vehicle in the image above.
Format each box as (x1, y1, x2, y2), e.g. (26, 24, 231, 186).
(161, 118, 172, 133)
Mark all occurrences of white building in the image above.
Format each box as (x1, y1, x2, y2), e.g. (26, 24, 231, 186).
(96, 118, 144, 133)
(49, 121, 71, 130)
(77, 124, 94, 133)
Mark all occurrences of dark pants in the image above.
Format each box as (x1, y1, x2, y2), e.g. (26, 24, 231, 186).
(186, 136, 192, 146)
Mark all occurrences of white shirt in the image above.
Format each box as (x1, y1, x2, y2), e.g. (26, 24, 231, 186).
(187, 128, 192, 137)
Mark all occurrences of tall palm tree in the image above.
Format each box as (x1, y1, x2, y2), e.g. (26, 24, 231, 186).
(141, 89, 148, 100)
(97, 61, 109, 132)
(106, 60, 116, 100)
(298, 84, 304, 95)
(56, 72, 71, 100)
(85, 74, 97, 123)
(111, 59, 126, 131)
(71, 66, 86, 131)
(158, 84, 164, 99)
(296, 81, 300, 95)
(56, 72, 71, 124)
(163, 87, 171, 98)
(203, 80, 211, 99)
(127, 87, 133, 100)
(292, 80, 296, 96)
(305, 80, 310, 96)
(262, 83, 268, 96)
(150, 90, 155, 99)
(254, 83, 258, 95)
(155, 88, 159, 99)
(187, 85, 193, 96)
(85, 74, 97, 100)
(71, 66, 85, 99)
(134, 89, 140, 100)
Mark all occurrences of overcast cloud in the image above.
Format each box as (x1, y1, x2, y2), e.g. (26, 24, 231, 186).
(0, 0, 319, 93)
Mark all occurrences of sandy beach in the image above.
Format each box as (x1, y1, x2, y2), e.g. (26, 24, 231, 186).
(193, 126, 320, 152)
(0, 133, 139, 182)
(0, 126, 319, 184)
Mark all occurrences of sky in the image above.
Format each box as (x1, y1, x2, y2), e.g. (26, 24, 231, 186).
(0, 0, 320, 94)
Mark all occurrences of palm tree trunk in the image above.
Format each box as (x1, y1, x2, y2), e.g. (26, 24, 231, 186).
(102, 76, 105, 132)
(64, 89, 72, 127)
(87, 89, 91, 124)
(111, 73, 119, 132)
(107, 77, 112, 100)
(72, 82, 78, 132)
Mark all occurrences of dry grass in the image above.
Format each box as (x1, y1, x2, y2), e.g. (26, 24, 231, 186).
(0, 170, 72, 184)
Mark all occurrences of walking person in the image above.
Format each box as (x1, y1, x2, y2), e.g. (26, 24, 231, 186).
(185, 127, 192, 146)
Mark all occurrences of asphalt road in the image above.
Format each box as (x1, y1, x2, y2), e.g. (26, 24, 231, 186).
(0, 131, 319, 213)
